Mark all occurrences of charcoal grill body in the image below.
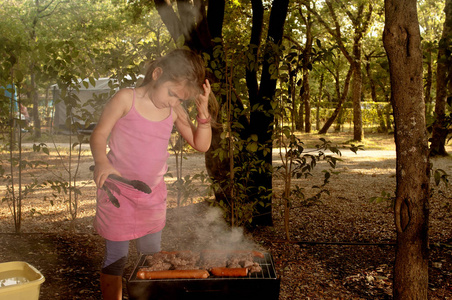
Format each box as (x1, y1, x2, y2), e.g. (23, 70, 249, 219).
(127, 253, 280, 300)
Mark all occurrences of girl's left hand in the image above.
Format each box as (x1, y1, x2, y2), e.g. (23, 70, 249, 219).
(195, 79, 211, 118)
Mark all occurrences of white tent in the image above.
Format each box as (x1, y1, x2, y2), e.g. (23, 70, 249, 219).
(51, 77, 117, 132)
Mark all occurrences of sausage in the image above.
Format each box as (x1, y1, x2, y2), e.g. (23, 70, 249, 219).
(251, 250, 265, 258)
(210, 267, 249, 277)
(136, 269, 209, 280)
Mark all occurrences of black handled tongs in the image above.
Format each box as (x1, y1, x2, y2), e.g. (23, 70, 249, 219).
(96, 171, 152, 208)
(107, 174, 152, 194)
(102, 184, 121, 208)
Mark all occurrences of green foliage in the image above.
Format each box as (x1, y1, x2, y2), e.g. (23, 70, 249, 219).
(167, 134, 212, 207)
(0, 0, 448, 233)
(274, 126, 347, 238)
(432, 168, 449, 187)
(168, 172, 211, 206)
(370, 167, 449, 209)
(273, 48, 366, 238)
(208, 136, 272, 227)
(0, 0, 177, 232)
(370, 190, 395, 208)
(206, 51, 274, 226)
(43, 179, 84, 208)
(0, 142, 50, 233)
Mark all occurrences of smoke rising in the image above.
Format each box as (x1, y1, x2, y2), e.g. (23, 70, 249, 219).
(163, 203, 260, 252)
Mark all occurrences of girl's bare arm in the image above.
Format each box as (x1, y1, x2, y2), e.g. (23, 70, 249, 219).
(175, 80, 212, 152)
(90, 89, 131, 187)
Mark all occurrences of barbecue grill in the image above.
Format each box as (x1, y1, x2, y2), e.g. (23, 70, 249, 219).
(127, 252, 280, 300)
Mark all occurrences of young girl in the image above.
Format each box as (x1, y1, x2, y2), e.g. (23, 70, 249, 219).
(90, 49, 215, 300)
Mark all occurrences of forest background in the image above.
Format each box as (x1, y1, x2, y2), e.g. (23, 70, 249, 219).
(0, 0, 451, 299)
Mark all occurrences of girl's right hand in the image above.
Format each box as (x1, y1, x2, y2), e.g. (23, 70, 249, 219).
(93, 162, 121, 188)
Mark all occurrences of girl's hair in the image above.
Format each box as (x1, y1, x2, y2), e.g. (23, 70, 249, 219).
(141, 49, 219, 127)
(140, 49, 206, 98)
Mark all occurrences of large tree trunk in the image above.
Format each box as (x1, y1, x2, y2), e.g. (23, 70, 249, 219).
(154, 0, 230, 206)
(154, 0, 215, 51)
(245, 0, 263, 107)
(430, 0, 452, 157)
(297, 85, 305, 131)
(154, 0, 290, 226)
(249, 0, 289, 226)
(383, 0, 430, 298)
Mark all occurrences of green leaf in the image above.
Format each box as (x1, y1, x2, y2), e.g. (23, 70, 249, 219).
(434, 170, 441, 185)
(246, 142, 258, 152)
(89, 77, 96, 87)
(249, 134, 258, 142)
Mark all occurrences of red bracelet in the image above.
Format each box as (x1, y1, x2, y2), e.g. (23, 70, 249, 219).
(196, 114, 211, 124)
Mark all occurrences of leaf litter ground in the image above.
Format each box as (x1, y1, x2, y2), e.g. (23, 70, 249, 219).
(0, 133, 451, 299)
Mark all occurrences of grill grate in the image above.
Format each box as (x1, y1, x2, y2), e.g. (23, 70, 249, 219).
(127, 251, 280, 300)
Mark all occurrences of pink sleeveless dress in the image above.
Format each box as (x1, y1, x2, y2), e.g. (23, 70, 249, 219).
(94, 89, 173, 241)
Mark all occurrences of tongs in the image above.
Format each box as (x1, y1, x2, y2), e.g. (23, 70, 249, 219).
(102, 174, 152, 208)
(108, 174, 152, 194)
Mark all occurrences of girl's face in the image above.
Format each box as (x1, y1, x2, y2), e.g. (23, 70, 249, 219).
(149, 80, 192, 109)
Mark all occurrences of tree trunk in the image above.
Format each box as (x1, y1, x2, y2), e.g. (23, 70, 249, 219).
(307, 0, 371, 141)
(154, 0, 185, 44)
(30, 7, 41, 139)
(249, 0, 289, 226)
(303, 78, 311, 133)
(154, 0, 230, 207)
(154, 0, 290, 226)
(245, 0, 264, 139)
(316, 73, 323, 131)
(199, 0, 229, 206)
(288, 64, 299, 130)
(365, 55, 387, 133)
(246, 0, 263, 104)
(430, 0, 452, 157)
(424, 46, 433, 109)
(383, 0, 430, 299)
(302, 10, 313, 133)
(351, 60, 363, 140)
(30, 64, 41, 139)
(297, 84, 304, 131)
(377, 80, 393, 131)
(318, 66, 353, 134)
(351, 16, 364, 141)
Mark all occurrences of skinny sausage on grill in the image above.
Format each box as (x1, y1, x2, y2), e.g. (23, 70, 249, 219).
(136, 269, 209, 279)
(210, 267, 249, 277)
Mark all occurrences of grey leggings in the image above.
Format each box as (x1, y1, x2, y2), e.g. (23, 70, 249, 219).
(101, 230, 162, 276)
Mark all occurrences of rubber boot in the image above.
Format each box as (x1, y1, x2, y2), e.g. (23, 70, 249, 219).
(100, 272, 122, 300)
